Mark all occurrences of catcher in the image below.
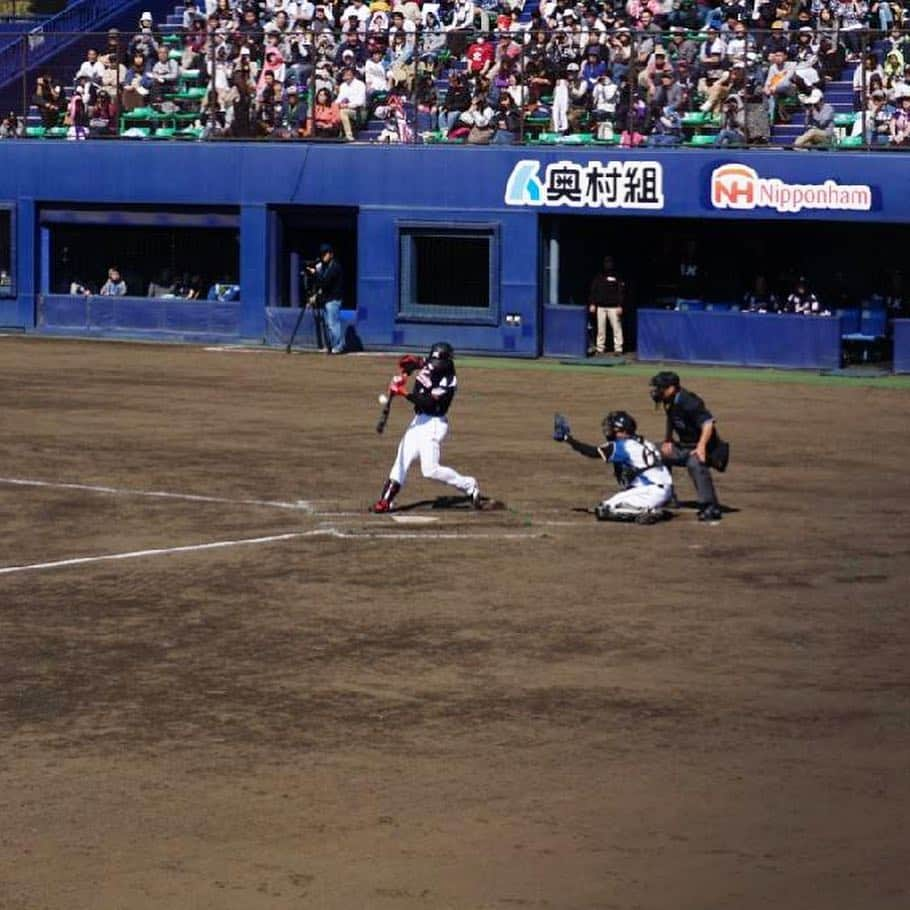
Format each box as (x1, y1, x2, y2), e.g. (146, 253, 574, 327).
(553, 410, 673, 524)
(370, 343, 480, 513)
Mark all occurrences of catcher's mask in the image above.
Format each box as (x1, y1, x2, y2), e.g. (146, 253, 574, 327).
(428, 341, 454, 364)
(649, 370, 680, 404)
(602, 410, 637, 441)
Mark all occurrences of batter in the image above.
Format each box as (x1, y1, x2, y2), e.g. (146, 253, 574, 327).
(370, 343, 480, 513)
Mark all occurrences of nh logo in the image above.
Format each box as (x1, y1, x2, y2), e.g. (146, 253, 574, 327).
(711, 164, 758, 209)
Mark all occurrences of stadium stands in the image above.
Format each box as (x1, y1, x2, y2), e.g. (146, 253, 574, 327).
(0, 0, 907, 148)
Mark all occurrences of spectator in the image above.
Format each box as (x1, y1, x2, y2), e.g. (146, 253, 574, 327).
(149, 45, 179, 106)
(129, 11, 159, 62)
(100, 267, 127, 296)
(32, 74, 63, 129)
(281, 84, 307, 136)
(490, 91, 520, 143)
(0, 112, 22, 138)
(742, 275, 780, 313)
(147, 270, 175, 297)
(75, 49, 105, 89)
(764, 49, 797, 123)
(715, 94, 747, 145)
(793, 87, 835, 148)
(310, 85, 342, 137)
(459, 92, 495, 143)
(88, 89, 117, 136)
(69, 277, 92, 296)
(785, 276, 828, 315)
(466, 33, 495, 79)
(889, 93, 910, 145)
(648, 104, 683, 145)
(837, 0, 868, 61)
(336, 66, 367, 140)
(122, 52, 151, 112)
(364, 46, 389, 102)
(65, 81, 91, 140)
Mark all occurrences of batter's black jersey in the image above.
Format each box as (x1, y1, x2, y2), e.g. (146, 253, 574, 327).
(408, 359, 457, 417)
(665, 388, 716, 447)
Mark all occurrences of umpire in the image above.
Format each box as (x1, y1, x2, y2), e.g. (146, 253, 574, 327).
(649, 371, 729, 522)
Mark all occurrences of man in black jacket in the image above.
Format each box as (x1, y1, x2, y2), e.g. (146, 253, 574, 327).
(649, 371, 730, 522)
(306, 243, 345, 354)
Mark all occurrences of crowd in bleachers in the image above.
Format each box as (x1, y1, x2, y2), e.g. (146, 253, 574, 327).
(4, 0, 910, 144)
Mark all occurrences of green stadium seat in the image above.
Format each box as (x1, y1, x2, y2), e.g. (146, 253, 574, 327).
(834, 112, 857, 127)
(25, 126, 46, 138)
(684, 133, 717, 147)
(150, 127, 176, 139)
(837, 134, 864, 148)
(45, 126, 68, 138)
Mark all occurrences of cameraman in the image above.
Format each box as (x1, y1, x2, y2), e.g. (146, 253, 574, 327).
(715, 94, 746, 146)
(305, 243, 345, 354)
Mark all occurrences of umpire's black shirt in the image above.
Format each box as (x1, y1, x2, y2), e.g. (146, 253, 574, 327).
(665, 389, 716, 448)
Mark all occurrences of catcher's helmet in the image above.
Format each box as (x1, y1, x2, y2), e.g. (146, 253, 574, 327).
(602, 410, 637, 441)
(428, 341, 454, 364)
(649, 370, 680, 403)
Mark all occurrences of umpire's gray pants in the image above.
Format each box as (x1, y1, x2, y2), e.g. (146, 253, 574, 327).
(663, 444, 718, 507)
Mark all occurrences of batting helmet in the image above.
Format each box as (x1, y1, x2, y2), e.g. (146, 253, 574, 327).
(428, 341, 454, 364)
(602, 410, 637, 441)
(649, 370, 680, 403)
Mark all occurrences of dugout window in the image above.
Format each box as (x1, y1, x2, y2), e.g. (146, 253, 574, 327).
(398, 223, 500, 324)
(0, 205, 13, 298)
(40, 207, 240, 299)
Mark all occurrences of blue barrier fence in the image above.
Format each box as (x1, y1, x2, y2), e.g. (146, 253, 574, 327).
(894, 320, 910, 374)
(637, 309, 843, 371)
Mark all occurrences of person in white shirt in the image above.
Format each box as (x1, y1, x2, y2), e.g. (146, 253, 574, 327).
(75, 49, 105, 87)
(336, 66, 366, 140)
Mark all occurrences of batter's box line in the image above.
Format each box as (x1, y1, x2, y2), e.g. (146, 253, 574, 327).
(0, 528, 544, 576)
(0, 475, 337, 515)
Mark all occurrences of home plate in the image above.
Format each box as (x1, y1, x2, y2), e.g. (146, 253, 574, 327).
(391, 515, 440, 524)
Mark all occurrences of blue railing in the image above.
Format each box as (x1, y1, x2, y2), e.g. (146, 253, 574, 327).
(0, 0, 127, 86)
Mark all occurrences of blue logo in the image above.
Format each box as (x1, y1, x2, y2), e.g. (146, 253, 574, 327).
(504, 161, 544, 206)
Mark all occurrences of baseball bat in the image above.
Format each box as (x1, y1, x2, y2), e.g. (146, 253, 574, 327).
(376, 392, 392, 434)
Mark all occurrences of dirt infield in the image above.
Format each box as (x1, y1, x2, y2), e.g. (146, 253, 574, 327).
(1, 337, 909, 910)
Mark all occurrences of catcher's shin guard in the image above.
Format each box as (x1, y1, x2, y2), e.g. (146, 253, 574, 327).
(370, 479, 401, 513)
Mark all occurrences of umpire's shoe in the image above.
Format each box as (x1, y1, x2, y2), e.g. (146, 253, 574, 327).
(697, 504, 722, 522)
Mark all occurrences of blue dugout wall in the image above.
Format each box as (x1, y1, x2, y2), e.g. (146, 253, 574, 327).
(0, 143, 907, 359)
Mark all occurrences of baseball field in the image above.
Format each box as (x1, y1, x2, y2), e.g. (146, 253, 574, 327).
(1, 336, 909, 910)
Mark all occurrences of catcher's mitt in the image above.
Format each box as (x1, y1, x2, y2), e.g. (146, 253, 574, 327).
(553, 413, 571, 442)
(398, 354, 424, 375)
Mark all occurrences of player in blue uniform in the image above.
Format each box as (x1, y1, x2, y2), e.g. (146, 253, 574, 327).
(553, 410, 673, 524)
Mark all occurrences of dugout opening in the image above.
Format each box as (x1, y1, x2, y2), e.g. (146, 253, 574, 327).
(272, 207, 358, 312)
(542, 215, 909, 353)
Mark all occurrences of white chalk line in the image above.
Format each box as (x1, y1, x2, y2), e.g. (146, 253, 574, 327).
(0, 527, 543, 576)
(0, 476, 321, 514)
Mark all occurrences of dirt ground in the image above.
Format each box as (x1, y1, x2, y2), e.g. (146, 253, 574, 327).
(1, 337, 909, 910)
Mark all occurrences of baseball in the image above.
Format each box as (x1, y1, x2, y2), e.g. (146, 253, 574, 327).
(378, 393, 389, 405)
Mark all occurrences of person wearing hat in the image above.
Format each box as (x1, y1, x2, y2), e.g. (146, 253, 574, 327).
(649, 371, 728, 522)
(785, 276, 828, 315)
(793, 86, 833, 147)
(129, 11, 158, 63)
(304, 243, 345, 354)
(281, 83, 306, 136)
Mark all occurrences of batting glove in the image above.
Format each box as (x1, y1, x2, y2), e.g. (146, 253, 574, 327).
(389, 374, 408, 397)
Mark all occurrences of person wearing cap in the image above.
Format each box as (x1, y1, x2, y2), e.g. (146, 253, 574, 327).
(588, 256, 626, 356)
(785, 276, 828, 315)
(793, 86, 833, 147)
(649, 371, 727, 522)
(129, 11, 158, 62)
(281, 83, 307, 136)
(304, 244, 345, 353)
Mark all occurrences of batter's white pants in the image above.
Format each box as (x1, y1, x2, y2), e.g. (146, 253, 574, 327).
(601, 483, 670, 517)
(389, 414, 476, 495)
(596, 307, 623, 353)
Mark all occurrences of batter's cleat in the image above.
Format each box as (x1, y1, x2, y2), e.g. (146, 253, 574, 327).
(370, 498, 393, 513)
(469, 485, 482, 509)
(697, 504, 722, 522)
